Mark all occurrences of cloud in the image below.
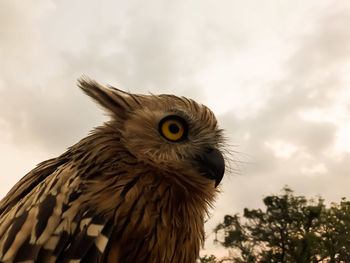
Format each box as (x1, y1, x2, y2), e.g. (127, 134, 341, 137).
(203, 2, 350, 254)
(288, 5, 350, 78)
(1, 0, 350, 256)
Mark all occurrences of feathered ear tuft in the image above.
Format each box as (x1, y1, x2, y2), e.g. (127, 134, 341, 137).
(78, 77, 140, 120)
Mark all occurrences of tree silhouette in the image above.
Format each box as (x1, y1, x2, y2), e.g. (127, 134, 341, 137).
(203, 187, 350, 263)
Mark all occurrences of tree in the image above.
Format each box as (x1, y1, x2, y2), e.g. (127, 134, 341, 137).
(320, 199, 350, 262)
(205, 187, 350, 263)
(200, 255, 220, 263)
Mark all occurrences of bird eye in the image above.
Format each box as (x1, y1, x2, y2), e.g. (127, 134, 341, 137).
(159, 115, 187, 142)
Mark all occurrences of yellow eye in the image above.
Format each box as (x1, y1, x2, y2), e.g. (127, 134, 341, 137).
(159, 115, 187, 142)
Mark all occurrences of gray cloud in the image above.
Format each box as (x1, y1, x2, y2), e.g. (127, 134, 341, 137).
(1, 0, 350, 256)
(202, 3, 350, 253)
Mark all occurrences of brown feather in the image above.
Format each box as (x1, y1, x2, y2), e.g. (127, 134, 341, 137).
(0, 78, 226, 262)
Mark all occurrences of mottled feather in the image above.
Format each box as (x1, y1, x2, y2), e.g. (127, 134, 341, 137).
(0, 78, 226, 263)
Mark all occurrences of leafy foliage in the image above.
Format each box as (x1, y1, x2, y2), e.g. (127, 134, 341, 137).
(200, 255, 220, 263)
(203, 187, 350, 263)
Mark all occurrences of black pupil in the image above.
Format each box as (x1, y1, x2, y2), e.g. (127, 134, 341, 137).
(169, 123, 180, 134)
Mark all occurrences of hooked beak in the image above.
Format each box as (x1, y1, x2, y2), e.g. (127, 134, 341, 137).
(195, 148, 225, 187)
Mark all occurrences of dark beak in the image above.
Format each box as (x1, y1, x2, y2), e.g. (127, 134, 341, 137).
(195, 148, 225, 187)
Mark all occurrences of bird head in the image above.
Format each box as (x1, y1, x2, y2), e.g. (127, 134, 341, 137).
(78, 78, 226, 188)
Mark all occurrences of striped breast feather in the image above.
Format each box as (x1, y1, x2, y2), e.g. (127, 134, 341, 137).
(0, 163, 114, 263)
(0, 154, 70, 216)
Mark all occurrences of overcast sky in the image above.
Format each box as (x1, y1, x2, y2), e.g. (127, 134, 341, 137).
(1, 0, 350, 257)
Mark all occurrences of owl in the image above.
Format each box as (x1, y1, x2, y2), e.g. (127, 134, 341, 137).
(0, 78, 225, 263)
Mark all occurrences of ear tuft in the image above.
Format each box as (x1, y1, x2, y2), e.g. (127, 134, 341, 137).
(77, 77, 132, 119)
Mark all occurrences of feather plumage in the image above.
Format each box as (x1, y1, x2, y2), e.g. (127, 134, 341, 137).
(0, 78, 226, 262)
